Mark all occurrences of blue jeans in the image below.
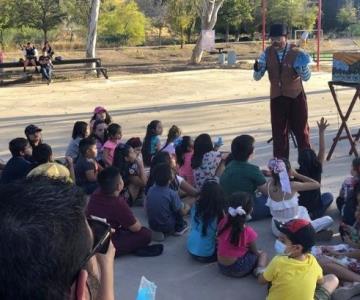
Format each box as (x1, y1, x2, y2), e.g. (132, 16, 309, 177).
(319, 193, 334, 216)
(251, 194, 271, 221)
(41, 66, 52, 81)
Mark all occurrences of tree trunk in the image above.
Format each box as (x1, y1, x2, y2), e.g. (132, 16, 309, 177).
(191, 0, 225, 65)
(235, 28, 240, 42)
(225, 23, 230, 43)
(158, 26, 162, 46)
(86, 0, 101, 69)
(43, 29, 48, 44)
(180, 27, 184, 49)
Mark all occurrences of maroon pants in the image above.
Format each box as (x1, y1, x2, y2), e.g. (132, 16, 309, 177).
(270, 92, 310, 159)
(112, 227, 152, 256)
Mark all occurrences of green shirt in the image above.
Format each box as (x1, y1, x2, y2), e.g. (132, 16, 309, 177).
(220, 160, 266, 198)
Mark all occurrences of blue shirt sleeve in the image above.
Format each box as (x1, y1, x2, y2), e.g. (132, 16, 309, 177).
(253, 50, 267, 81)
(294, 51, 312, 81)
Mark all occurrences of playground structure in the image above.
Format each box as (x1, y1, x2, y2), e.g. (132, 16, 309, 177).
(261, 0, 323, 71)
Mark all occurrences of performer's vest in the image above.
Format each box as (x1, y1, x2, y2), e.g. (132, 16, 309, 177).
(266, 45, 303, 99)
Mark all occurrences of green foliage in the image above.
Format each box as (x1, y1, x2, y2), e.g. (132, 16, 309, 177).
(218, 0, 254, 28)
(98, 0, 147, 46)
(337, 0, 358, 30)
(267, 0, 318, 33)
(11, 0, 66, 41)
(166, 0, 199, 47)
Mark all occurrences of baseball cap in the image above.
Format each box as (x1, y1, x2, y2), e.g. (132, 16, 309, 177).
(25, 124, 42, 135)
(94, 106, 106, 114)
(27, 162, 72, 183)
(275, 219, 316, 252)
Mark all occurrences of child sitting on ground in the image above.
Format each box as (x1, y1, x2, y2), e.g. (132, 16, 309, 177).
(267, 158, 333, 240)
(1, 138, 32, 184)
(338, 158, 360, 226)
(75, 137, 103, 194)
(87, 167, 153, 256)
(217, 192, 268, 277)
(176, 136, 194, 186)
(142, 120, 163, 167)
(258, 219, 339, 300)
(187, 180, 225, 263)
(28, 143, 75, 182)
(102, 123, 122, 167)
(146, 162, 190, 239)
(89, 106, 112, 131)
(90, 120, 108, 164)
(298, 118, 333, 219)
(316, 202, 360, 290)
(65, 121, 89, 162)
(113, 144, 147, 206)
(161, 125, 181, 156)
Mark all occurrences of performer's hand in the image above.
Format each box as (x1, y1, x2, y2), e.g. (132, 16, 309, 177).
(253, 60, 259, 72)
(317, 117, 329, 132)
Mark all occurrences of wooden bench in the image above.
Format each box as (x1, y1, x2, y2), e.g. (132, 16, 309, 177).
(0, 57, 109, 80)
(311, 53, 333, 63)
(208, 47, 228, 55)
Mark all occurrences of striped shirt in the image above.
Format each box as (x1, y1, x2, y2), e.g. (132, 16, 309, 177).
(253, 44, 312, 82)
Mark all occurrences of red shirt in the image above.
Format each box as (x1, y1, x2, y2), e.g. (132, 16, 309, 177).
(87, 189, 136, 231)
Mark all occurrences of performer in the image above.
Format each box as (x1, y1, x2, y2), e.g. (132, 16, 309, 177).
(253, 24, 312, 159)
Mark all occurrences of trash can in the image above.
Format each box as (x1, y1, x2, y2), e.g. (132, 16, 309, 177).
(227, 51, 237, 65)
(218, 53, 226, 65)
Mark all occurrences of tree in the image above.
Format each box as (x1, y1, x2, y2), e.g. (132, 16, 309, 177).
(167, 0, 199, 48)
(0, 0, 13, 47)
(191, 0, 225, 64)
(337, 0, 358, 30)
(218, 0, 254, 42)
(15, 0, 66, 42)
(98, 0, 147, 46)
(86, 0, 100, 63)
(137, 0, 168, 45)
(267, 0, 318, 36)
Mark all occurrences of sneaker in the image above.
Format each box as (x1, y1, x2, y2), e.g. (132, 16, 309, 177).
(173, 222, 189, 236)
(315, 229, 333, 242)
(332, 282, 360, 300)
(151, 230, 165, 242)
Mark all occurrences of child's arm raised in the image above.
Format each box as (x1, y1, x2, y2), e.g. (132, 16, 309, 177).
(317, 117, 329, 164)
(290, 169, 321, 192)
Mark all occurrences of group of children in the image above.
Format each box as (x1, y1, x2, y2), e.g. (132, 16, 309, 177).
(1, 106, 360, 299)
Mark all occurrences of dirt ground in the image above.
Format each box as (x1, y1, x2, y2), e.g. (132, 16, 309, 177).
(0, 69, 360, 299)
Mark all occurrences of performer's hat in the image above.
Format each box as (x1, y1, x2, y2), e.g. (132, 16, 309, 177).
(269, 24, 288, 37)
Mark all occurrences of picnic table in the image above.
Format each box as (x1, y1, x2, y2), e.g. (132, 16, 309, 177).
(0, 57, 109, 80)
(326, 81, 360, 161)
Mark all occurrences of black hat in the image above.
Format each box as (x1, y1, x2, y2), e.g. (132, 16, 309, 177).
(269, 24, 288, 37)
(25, 124, 42, 135)
(275, 219, 315, 252)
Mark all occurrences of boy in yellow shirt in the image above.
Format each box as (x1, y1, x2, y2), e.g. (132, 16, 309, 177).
(258, 219, 339, 300)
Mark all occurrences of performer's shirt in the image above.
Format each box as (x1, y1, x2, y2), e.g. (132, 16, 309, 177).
(253, 44, 312, 82)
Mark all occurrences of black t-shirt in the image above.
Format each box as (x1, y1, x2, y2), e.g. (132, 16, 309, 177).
(298, 167, 322, 218)
(1, 156, 32, 184)
(25, 47, 36, 58)
(75, 156, 96, 186)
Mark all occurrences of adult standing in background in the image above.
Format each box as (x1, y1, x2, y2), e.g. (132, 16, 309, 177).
(253, 24, 312, 159)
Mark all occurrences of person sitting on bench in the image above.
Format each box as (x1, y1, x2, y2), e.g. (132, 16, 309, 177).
(42, 41, 54, 59)
(23, 42, 39, 73)
(38, 51, 53, 84)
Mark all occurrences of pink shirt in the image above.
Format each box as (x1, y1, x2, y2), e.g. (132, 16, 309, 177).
(217, 216, 258, 258)
(102, 140, 120, 166)
(178, 152, 194, 186)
